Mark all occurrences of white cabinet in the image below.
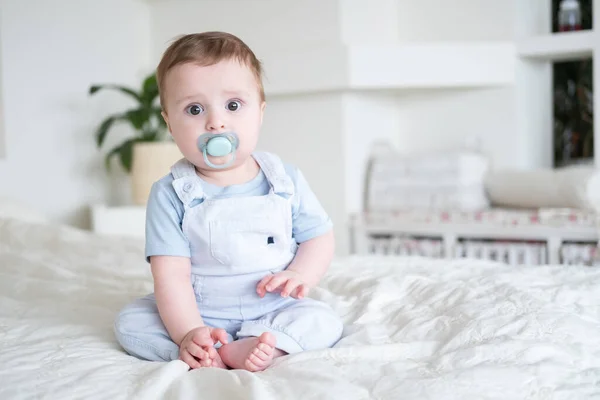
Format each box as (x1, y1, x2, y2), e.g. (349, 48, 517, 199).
(90, 204, 146, 239)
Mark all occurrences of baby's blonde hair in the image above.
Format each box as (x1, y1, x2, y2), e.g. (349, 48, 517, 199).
(156, 31, 265, 108)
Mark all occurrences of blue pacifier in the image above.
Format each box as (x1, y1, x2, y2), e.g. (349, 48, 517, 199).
(196, 132, 239, 169)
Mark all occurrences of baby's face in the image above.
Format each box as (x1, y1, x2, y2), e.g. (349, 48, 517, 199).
(161, 59, 265, 170)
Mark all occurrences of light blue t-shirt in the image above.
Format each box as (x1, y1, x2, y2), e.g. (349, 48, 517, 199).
(144, 163, 332, 261)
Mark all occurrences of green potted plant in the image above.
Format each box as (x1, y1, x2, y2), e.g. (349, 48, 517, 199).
(89, 73, 182, 205)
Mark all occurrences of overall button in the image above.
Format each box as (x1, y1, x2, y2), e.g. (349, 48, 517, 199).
(183, 182, 193, 193)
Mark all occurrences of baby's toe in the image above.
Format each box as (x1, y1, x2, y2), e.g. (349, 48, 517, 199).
(250, 353, 266, 365)
(257, 343, 274, 357)
(258, 332, 277, 348)
(245, 357, 262, 372)
(253, 347, 271, 361)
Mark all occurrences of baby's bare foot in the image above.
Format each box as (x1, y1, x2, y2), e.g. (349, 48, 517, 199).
(209, 350, 227, 369)
(218, 332, 284, 372)
(192, 347, 228, 369)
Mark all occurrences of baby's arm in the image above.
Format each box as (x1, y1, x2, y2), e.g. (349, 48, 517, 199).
(152, 255, 228, 368)
(150, 255, 203, 344)
(286, 228, 334, 286)
(145, 178, 227, 368)
(257, 229, 334, 298)
(257, 164, 335, 298)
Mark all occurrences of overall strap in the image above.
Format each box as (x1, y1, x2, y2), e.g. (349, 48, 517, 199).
(252, 152, 295, 196)
(170, 158, 205, 208)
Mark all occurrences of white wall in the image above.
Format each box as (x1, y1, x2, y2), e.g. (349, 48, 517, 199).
(339, 0, 399, 44)
(0, 0, 152, 227)
(150, 0, 341, 65)
(393, 0, 517, 170)
(395, 88, 516, 170)
(342, 93, 400, 214)
(396, 0, 515, 42)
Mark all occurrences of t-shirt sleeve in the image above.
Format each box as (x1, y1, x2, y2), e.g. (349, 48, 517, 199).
(144, 178, 191, 262)
(286, 164, 333, 243)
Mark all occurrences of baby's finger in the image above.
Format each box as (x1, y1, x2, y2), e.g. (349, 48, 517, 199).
(265, 274, 289, 292)
(191, 331, 214, 347)
(298, 285, 309, 298)
(281, 278, 300, 297)
(256, 275, 274, 297)
(180, 350, 202, 369)
(291, 284, 308, 299)
(211, 328, 229, 345)
(186, 342, 209, 360)
(207, 346, 218, 359)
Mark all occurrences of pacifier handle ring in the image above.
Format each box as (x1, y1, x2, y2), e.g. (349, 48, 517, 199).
(202, 147, 236, 169)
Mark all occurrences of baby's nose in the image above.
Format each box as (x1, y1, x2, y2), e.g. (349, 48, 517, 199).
(206, 111, 226, 132)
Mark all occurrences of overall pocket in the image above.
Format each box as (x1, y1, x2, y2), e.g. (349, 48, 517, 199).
(209, 218, 290, 272)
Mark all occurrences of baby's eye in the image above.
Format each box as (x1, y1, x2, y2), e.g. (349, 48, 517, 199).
(186, 104, 204, 115)
(226, 100, 242, 112)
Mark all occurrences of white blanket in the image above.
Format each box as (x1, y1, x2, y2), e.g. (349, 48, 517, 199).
(1, 218, 599, 399)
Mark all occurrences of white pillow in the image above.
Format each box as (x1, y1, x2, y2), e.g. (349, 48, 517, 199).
(484, 166, 600, 211)
(0, 197, 49, 223)
(366, 151, 490, 212)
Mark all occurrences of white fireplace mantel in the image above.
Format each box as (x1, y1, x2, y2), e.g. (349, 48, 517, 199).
(262, 42, 516, 96)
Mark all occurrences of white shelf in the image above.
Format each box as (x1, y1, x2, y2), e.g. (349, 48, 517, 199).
(262, 42, 516, 96)
(517, 30, 595, 61)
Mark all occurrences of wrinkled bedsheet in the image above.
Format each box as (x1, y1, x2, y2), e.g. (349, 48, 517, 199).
(0, 217, 599, 399)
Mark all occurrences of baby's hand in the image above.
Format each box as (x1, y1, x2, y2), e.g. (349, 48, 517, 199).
(256, 270, 309, 299)
(179, 326, 228, 369)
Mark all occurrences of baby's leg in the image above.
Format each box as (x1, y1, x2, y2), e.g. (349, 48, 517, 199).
(218, 332, 285, 372)
(115, 294, 238, 369)
(221, 299, 343, 371)
(114, 294, 180, 362)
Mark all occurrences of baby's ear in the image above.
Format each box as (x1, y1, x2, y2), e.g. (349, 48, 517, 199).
(260, 101, 266, 123)
(161, 110, 172, 133)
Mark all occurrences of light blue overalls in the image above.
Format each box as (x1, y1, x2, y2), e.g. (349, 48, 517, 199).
(114, 152, 344, 362)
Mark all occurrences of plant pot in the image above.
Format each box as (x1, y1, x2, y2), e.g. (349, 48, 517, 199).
(130, 141, 182, 205)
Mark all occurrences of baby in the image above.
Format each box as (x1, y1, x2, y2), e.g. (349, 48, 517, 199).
(114, 31, 343, 372)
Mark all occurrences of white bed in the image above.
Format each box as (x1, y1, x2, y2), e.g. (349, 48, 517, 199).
(1, 216, 600, 399)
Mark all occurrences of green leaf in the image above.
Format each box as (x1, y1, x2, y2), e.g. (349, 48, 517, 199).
(141, 128, 163, 142)
(105, 139, 138, 173)
(140, 74, 159, 107)
(104, 145, 121, 171)
(141, 129, 159, 141)
(89, 84, 141, 103)
(142, 74, 157, 94)
(119, 139, 135, 172)
(125, 108, 150, 130)
(96, 114, 131, 147)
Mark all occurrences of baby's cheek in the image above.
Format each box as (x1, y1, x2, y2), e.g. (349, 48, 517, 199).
(171, 127, 198, 151)
(172, 138, 197, 159)
(237, 129, 260, 152)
